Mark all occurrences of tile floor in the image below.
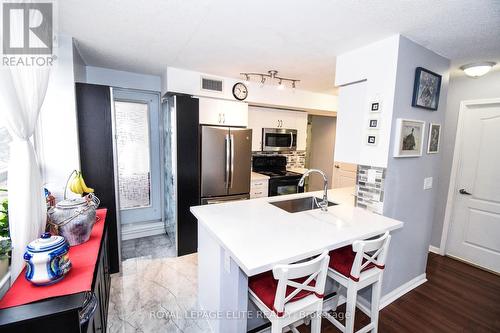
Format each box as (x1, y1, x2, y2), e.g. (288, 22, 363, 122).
(107, 254, 211, 333)
(121, 232, 176, 260)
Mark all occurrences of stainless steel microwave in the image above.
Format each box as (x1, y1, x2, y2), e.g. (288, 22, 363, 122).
(262, 128, 297, 152)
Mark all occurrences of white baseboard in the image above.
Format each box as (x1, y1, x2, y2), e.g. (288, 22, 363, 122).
(323, 273, 427, 314)
(380, 273, 427, 308)
(428, 245, 442, 255)
(121, 220, 166, 241)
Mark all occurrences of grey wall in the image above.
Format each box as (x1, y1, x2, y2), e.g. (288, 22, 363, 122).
(382, 36, 450, 295)
(72, 40, 87, 83)
(430, 69, 500, 247)
(308, 115, 336, 191)
(85, 66, 161, 92)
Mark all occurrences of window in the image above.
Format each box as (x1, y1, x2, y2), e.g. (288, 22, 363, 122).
(0, 120, 11, 186)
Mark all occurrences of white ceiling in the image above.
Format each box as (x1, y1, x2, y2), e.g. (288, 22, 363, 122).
(59, 0, 500, 94)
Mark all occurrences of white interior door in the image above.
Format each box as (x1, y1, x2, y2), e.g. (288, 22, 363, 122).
(333, 162, 357, 189)
(446, 100, 500, 273)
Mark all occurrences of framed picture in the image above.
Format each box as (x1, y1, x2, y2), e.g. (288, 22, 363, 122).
(368, 118, 379, 129)
(366, 134, 377, 146)
(393, 119, 425, 157)
(370, 100, 381, 113)
(427, 123, 441, 154)
(412, 67, 442, 110)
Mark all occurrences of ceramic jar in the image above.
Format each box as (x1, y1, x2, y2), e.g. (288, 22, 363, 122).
(23, 232, 71, 286)
(47, 194, 100, 246)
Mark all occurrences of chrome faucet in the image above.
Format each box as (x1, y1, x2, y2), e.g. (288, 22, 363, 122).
(298, 169, 329, 212)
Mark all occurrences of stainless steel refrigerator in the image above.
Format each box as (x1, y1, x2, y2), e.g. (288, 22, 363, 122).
(200, 126, 252, 205)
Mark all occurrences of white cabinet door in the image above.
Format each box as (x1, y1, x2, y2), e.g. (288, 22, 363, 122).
(332, 162, 357, 188)
(198, 97, 221, 125)
(199, 97, 248, 126)
(295, 112, 308, 151)
(250, 179, 269, 198)
(221, 100, 248, 127)
(277, 110, 297, 129)
(248, 107, 267, 151)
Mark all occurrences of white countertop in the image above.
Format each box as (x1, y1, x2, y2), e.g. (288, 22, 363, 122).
(190, 187, 403, 276)
(287, 167, 308, 174)
(250, 172, 270, 181)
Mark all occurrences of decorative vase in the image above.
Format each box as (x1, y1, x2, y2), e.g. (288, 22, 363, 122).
(23, 232, 71, 286)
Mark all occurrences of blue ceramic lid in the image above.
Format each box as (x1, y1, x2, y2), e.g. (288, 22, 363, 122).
(26, 232, 66, 253)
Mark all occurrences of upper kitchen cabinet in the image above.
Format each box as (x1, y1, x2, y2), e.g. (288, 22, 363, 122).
(198, 97, 248, 127)
(248, 106, 308, 151)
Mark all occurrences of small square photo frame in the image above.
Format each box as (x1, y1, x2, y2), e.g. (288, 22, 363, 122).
(366, 134, 377, 146)
(370, 100, 382, 113)
(393, 118, 425, 157)
(368, 118, 380, 129)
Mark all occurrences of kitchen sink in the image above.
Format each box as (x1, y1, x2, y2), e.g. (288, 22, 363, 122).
(269, 196, 338, 213)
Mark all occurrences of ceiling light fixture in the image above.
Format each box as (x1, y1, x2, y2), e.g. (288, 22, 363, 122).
(460, 62, 496, 78)
(277, 79, 285, 90)
(240, 70, 300, 89)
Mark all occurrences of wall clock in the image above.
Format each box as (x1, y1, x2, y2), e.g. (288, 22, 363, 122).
(232, 82, 248, 101)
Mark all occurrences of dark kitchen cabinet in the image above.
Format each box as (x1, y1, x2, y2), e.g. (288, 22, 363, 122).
(75, 82, 120, 274)
(86, 232, 111, 333)
(174, 95, 200, 256)
(0, 222, 111, 333)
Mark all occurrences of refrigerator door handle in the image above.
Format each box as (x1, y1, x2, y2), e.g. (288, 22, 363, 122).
(230, 134, 235, 188)
(225, 134, 230, 190)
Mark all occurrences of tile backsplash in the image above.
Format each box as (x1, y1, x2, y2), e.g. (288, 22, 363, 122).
(356, 165, 385, 214)
(252, 151, 306, 169)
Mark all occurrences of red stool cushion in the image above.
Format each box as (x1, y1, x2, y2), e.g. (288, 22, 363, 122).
(328, 246, 378, 280)
(249, 271, 318, 316)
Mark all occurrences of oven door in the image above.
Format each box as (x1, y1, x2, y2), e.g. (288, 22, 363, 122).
(262, 128, 297, 152)
(268, 178, 304, 197)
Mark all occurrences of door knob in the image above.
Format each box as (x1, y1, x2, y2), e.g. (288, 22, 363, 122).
(459, 189, 472, 195)
(334, 165, 340, 169)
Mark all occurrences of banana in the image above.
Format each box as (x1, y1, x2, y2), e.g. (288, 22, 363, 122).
(69, 174, 78, 193)
(71, 172, 84, 194)
(79, 173, 94, 193)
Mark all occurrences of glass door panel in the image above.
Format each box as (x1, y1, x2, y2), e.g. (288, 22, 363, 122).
(115, 101, 151, 209)
(113, 89, 162, 225)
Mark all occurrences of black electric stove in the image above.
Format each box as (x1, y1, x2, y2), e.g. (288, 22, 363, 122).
(252, 155, 304, 196)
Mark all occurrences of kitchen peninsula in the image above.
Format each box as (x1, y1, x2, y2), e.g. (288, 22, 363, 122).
(190, 188, 403, 332)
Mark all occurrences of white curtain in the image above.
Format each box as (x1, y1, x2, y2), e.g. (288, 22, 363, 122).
(0, 65, 51, 282)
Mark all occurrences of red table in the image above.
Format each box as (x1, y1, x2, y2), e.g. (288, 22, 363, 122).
(0, 209, 107, 309)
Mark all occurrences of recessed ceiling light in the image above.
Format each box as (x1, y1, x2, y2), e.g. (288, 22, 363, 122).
(460, 62, 496, 78)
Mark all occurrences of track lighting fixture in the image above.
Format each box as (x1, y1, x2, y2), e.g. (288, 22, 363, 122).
(240, 70, 299, 89)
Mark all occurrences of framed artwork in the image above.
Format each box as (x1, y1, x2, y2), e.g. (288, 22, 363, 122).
(368, 118, 379, 129)
(427, 123, 441, 154)
(366, 134, 377, 146)
(393, 119, 425, 157)
(370, 100, 381, 113)
(412, 67, 442, 110)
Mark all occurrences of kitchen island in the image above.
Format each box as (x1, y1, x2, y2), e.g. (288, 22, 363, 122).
(190, 187, 403, 332)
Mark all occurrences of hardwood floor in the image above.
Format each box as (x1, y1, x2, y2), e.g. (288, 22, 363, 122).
(299, 253, 500, 332)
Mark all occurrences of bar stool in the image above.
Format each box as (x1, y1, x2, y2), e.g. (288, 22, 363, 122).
(248, 251, 330, 333)
(324, 232, 391, 333)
